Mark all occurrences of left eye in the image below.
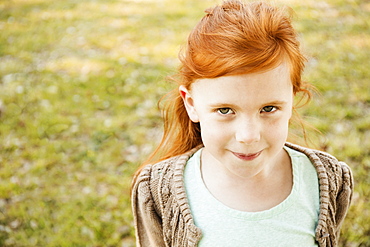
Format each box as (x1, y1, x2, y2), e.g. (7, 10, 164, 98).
(217, 108, 233, 115)
(261, 106, 277, 113)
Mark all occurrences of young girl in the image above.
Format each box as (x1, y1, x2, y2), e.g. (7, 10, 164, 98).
(131, 1, 353, 246)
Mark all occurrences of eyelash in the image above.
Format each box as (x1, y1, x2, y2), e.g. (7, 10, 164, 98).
(216, 106, 279, 115)
(261, 106, 278, 113)
(217, 108, 234, 115)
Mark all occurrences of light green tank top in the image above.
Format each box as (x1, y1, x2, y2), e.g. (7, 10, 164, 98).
(184, 146, 320, 247)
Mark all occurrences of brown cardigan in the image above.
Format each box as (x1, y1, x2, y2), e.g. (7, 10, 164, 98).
(132, 143, 353, 247)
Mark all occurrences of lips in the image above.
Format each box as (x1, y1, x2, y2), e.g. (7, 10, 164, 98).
(232, 150, 262, 161)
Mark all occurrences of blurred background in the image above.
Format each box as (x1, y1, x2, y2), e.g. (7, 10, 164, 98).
(0, 0, 369, 246)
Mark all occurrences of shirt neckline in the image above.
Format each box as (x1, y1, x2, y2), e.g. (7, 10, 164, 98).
(191, 147, 301, 220)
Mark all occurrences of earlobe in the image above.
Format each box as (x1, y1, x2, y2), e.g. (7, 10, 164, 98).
(179, 85, 200, 123)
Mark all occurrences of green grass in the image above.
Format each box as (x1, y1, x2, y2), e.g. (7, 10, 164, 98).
(0, 0, 369, 246)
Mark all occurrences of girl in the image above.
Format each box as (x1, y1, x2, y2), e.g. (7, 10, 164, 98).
(131, 1, 353, 246)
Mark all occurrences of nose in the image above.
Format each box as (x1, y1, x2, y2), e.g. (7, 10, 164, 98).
(235, 118, 261, 144)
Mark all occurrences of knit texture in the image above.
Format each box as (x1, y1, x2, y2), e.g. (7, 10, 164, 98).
(131, 143, 353, 247)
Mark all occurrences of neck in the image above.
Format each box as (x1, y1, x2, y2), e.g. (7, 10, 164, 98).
(201, 148, 290, 184)
(200, 148, 293, 212)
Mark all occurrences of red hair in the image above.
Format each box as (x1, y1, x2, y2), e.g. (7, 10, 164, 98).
(133, 0, 312, 181)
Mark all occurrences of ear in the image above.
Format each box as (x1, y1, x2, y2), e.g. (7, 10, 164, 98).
(179, 85, 200, 123)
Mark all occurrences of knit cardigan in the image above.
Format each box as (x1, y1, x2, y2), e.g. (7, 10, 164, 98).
(131, 143, 353, 247)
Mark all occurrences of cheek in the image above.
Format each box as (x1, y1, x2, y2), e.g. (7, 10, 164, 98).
(199, 119, 230, 144)
(266, 116, 290, 139)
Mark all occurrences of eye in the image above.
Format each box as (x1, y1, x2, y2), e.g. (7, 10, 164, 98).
(217, 108, 234, 115)
(261, 106, 277, 113)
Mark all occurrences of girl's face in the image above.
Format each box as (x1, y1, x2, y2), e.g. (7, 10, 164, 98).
(180, 63, 293, 178)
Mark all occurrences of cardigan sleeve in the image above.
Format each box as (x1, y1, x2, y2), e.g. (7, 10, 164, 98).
(334, 161, 354, 238)
(131, 166, 166, 247)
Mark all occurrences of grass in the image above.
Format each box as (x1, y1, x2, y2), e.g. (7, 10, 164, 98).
(0, 0, 369, 246)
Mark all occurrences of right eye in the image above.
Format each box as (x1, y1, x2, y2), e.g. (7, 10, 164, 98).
(217, 108, 234, 115)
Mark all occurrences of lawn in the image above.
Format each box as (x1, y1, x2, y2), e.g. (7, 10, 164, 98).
(0, 0, 369, 246)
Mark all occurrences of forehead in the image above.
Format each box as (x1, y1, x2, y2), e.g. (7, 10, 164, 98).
(190, 64, 293, 103)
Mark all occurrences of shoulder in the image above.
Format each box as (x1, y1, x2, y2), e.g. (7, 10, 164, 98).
(285, 142, 353, 202)
(131, 154, 186, 223)
(136, 146, 202, 179)
(132, 154, 182, 203)
(285, 142, 352, 182)
(134, 148, 196, 188)
(131, 146, 203, 244)
(285, 143, 353, 243)
(134, 156, 180, 185)
(132, 146, 202, 207)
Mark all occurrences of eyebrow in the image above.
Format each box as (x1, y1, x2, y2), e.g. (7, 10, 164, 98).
(208, 100, 288, 108)
(263, 100, 288, 106)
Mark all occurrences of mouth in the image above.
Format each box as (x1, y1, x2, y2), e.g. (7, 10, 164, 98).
(232, 150, 262, 161)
